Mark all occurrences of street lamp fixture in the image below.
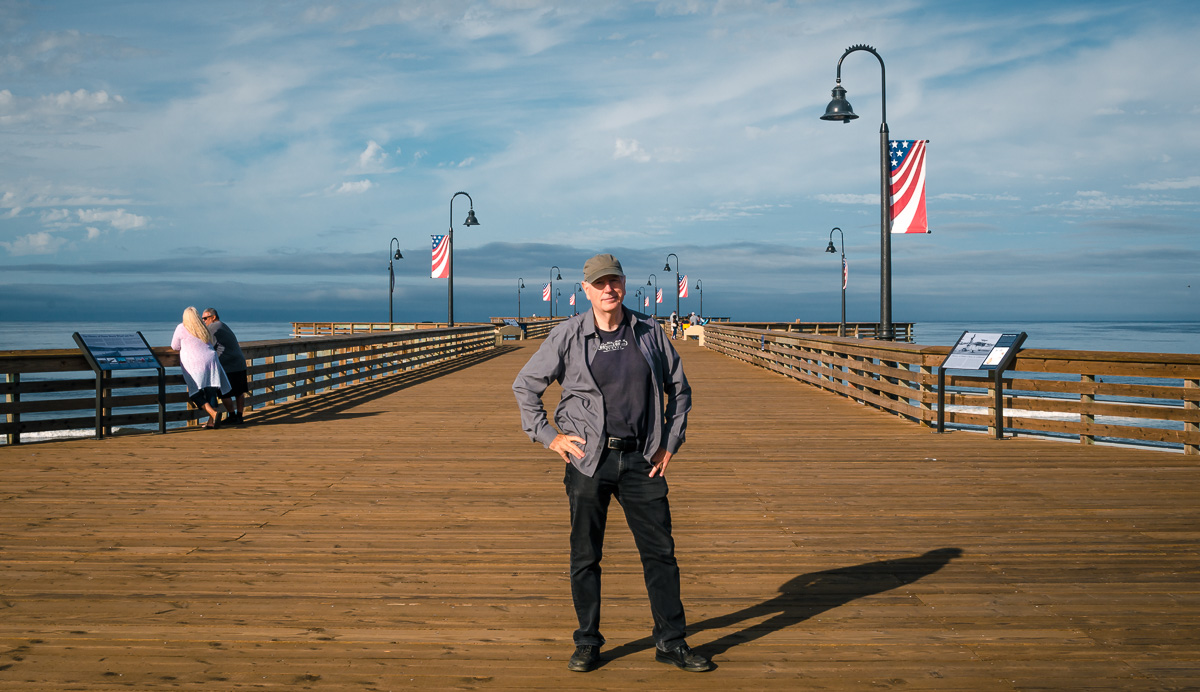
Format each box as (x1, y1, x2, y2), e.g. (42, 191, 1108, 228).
(694, 279, 703, 319)
(388, 237, 404, 325)
(646, 273, 658, 318)
(664, 253, 680, 322)
(825, 227, 846, 337)
(549, 265, 563, 318)
(820, 44, 894, 340)
(446, 191, 480, 327)
(517, 278, 525, 320)
(573, 282, 582, 315)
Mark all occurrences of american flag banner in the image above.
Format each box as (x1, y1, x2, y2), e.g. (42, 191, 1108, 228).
(542, 283, 551, 301)
(842, 258, 848, 290)
(569, 293, 575, 306)
(889, 139, 929, 234)
(644, 296, 650, 308)
(431, 235, 450, 278)
(656, 288, 663, 304)
(678, 275, 688, 298)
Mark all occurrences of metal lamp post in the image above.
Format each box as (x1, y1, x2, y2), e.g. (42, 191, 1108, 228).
(446, 191, 480, 327)
(634, 287, 643, 310)
(573, 282, 581, 315)
(388, 237, 403, 324)
(664, 253, 680, 321)
(555, 288, 561, 318)
(694, 279, 703, 319)
(821, 44, 893, 340)
(646, 274, 658, 318)
(548, 266, 562, 317)
(825, 227, 847, 337)
(517, 278, 525, 319)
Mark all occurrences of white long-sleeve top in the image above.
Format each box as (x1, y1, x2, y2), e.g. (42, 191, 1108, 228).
(171, 324, 231, 396)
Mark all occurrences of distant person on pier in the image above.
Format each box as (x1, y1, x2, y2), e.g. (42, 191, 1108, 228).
(171, 306, 230, 430)
(669, 310, 680, 339)
(202, 307, 248, 425)
(512, 253, 711, 674)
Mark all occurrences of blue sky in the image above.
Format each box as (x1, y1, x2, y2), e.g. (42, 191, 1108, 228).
(1, 0, 1197, 324)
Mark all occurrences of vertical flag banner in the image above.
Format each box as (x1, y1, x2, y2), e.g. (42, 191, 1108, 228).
(678, 275, 689, 298)
(889, 139, 929, 234)
(431, 235, 450, 278)
(569, 293, 575, 306)
(656, 288, 663, 304)
(842, 258, 848, 290)
(542, 283, 551, 301)
(644, 296, 649, 308)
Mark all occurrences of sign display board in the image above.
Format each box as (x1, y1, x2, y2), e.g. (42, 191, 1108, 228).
(74, 332, 161, 371)
(72, 332, 166, 439)
(942, 332, 1024, 371)
(937, 330, 1027, 439)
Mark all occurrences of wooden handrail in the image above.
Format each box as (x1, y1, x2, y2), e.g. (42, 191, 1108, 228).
(1, 326, 496, 445)
(700, 325, 1200, 455)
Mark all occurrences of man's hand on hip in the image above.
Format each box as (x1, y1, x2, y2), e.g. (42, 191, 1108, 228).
(649, 447, 673, 477)
(550, 434, 586, 463)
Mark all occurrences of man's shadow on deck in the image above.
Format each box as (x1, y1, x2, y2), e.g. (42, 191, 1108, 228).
(602, 547, 963, 664)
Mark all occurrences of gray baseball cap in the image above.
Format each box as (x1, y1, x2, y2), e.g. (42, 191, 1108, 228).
(582, 253, 625, 284)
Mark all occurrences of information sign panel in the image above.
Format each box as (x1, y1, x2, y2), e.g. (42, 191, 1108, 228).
(942, 332, 1024, 371)
(74, 332, 161, 371)
(937, 330, 1027, 439)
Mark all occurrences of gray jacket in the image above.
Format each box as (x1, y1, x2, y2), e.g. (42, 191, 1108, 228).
(208, 321, 247, 373)
(512, 309, 691, 477)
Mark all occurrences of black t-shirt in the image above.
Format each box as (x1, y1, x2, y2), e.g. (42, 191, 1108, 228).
(590, 315, 651, 441)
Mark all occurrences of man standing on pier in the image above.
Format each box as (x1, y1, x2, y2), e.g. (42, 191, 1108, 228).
(512, 253, 711, 673)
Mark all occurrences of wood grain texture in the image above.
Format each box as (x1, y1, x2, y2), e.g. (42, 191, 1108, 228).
(1, 340, 1197, 690)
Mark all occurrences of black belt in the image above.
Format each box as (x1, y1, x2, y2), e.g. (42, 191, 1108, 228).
(606, 437, 641, 451)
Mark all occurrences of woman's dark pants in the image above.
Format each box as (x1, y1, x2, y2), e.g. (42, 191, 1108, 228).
(563, 447, 687, 650)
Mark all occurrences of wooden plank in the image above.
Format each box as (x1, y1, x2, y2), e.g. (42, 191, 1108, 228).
(0, 341, 1198, 689)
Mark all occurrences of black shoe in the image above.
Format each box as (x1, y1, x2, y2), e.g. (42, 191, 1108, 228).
(227, 412, 243, 425)
(567, 645, 601, 672)
(655, 642, 713, 672)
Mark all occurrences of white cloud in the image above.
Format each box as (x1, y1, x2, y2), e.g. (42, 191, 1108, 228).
(457, 156, 475, 167)
(86, 226, 102, 240)
(1129, 176, 1200, 191)
(43, 89, 124, 109)
(76, 208, 148, 231)
(816, 193, 878, 205)
(358, 140, 387, 169)
(1, 231, 68, 255)
(333, 180, 374, 194)
(614, 138, 651, 162)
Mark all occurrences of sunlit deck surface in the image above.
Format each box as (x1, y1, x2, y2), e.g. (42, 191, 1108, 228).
(1, 339, 1197, 690)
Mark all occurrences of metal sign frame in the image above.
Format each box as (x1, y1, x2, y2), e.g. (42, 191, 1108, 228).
(936, 331, 1027, 439)
(73, 332, 166, 440)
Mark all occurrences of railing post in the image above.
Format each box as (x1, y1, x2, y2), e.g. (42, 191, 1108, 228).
(1185, 378, 1198, 455)
(918, 363, 935, 427)
(4, 373, 19, 446)
(1081, 374, 1096, 446)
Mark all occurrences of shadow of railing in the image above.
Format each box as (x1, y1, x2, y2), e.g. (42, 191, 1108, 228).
(243, 346, 521, 426)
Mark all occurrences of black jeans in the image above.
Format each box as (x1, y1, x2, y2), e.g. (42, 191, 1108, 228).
(563, 447, 686, 650)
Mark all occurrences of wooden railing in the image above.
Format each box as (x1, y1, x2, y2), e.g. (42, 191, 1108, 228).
(721, 321, 914, 341)
(291, 321, 481, 336)
(701, 325, 1200, 455)
(1, 326, 496, 445)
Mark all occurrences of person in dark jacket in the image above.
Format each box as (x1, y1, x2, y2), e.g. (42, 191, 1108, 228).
(512, 253, 711, 674)
(202, 308, 248, 424)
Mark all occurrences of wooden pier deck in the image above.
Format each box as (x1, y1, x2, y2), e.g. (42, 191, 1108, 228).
(1, 340, 1197, 690)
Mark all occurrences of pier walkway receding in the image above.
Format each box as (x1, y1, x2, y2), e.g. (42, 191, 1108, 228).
(1, 339, 1197, 690)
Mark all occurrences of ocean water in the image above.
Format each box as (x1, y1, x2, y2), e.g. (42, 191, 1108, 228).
(0, 321, 294, 351)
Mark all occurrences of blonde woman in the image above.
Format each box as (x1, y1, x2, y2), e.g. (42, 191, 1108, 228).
(171, 306, 231, 429)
